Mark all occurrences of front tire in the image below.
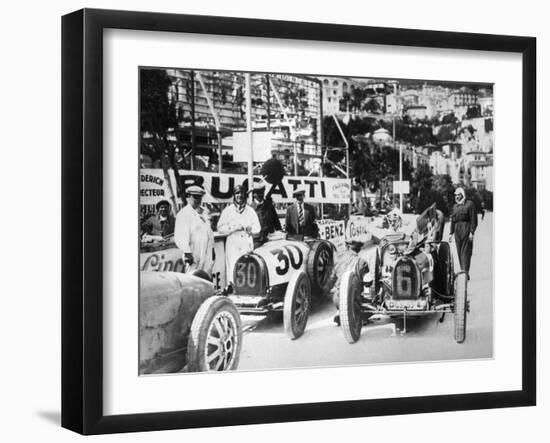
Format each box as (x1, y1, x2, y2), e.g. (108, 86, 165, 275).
(187, 296, 242, 372)
(453, 272, 467, 343)
(283, 270, 311, 339)
(339, 270, 363, 343)
(437, 241, 454, 295)
(373, 249, 381, 298)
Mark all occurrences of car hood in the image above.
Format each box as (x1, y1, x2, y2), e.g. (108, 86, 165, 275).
(140, 271, 214, 328)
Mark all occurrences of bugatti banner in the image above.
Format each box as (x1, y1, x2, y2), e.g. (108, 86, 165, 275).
(140, 169, 351, 205)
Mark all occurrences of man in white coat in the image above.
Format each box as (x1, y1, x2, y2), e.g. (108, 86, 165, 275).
(174, 185, 215, 276)
(217, 185, 261, 286)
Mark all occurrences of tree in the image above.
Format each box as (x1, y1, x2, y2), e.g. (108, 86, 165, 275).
(322, 116, 347, 164)
(465, 187, 483, 215)
(432, 174, 456, 216)
(321, 115, 419, 194)
(322, 116, 392, 179)
(339, 92, 351, 112)
(410, 164, 433, 194)
(479, 188, 493, 211)
(351, 87, 365, 110)
(140, 69, 181, 201)
(441, 113, 458, 125)
(363, 98, 381, 113)
(395, 116, 437, 146)
(436, 124, 456, 143)
(466, 105, 481, 119)
(141, 69, 177, 146)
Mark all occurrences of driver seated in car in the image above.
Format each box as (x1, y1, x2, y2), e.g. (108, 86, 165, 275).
(387, 208, 403, 232)
(328, 240, 370, 326)
(379, 207, 411, 243)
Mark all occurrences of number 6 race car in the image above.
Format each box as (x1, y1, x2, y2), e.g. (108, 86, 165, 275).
(229, 234, 334, 340)
(338, 204, 468, 344)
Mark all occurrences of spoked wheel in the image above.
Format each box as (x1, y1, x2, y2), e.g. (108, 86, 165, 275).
(306, 241, 334, 295)
(453, 272, 468, 343)
(284, 270, 311, 339)
(339, 270, 364, 343)
(187, 296, 242, 372)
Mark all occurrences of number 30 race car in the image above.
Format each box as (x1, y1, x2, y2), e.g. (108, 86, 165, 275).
(338, 204, 468, 344)
(229, 235, 334, 339)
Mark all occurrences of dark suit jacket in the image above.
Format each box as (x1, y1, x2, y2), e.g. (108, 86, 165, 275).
(252, 198, 282, 245)
(285, 202, 319, 238)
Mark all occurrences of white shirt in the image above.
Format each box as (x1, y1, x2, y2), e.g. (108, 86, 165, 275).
(217, 204, 261, 237)
(217, 204, 261, 284)
(174, 204, 214, 273)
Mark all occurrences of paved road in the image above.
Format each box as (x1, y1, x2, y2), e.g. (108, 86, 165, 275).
(238, 213, 493, 371)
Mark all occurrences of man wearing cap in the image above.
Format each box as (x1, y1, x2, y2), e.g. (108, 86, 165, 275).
(449, 187, 477, 278)
(217, 185, 261, 285)
(174, 185, 215, 275)
(250, 182, 281, 247)
(141, 199, 175, 241)
(285, 187, 319, 239)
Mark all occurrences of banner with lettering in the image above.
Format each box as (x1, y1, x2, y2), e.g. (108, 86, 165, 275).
(139, 169, 351, 205)
(140, 169, 180, 205)
(318, 219, 346, 251)
(140, 238, 227, 291)
(345, 215, 373, 243)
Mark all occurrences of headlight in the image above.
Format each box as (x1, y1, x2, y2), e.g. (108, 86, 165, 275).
(388, 244, 397, 254)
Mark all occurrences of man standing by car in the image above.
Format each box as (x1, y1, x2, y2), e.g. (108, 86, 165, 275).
(217, 185, 261, 286)
(285, 187, 319, 239)
(250, 183, 281, 247)
(449, 187, 477, 279)
(174, 185, 215, 275)
(141, 199, 175, 241)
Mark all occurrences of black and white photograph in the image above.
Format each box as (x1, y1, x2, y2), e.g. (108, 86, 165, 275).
(138, 67, 494, 374)
(0, 0, 545, 439)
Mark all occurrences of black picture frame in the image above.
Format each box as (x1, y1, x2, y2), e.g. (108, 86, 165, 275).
(62, 8, 536, 435)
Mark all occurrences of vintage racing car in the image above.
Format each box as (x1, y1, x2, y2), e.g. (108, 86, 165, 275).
(140, 271, 243, 374)
(229, 234, 334, 340)
(338, 204, 468, 344)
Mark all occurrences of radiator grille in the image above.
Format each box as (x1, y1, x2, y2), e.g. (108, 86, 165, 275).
(392, 257, 421, 300)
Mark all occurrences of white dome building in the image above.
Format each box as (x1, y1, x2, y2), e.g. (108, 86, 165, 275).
(372, 127, 392, 145)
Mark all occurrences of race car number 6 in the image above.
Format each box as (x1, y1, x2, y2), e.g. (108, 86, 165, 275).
(271, 246, 303, 275)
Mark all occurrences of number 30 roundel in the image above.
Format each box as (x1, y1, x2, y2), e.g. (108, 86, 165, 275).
(271, 245, 303, 276)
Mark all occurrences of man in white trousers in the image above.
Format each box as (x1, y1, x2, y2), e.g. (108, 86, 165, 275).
(217, 185, 261, 286)
(174, 185, 215, 276)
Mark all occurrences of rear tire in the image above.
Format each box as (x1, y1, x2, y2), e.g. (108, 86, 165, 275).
(454, 272, 467, 343)
(187, 296, 242, 371)
(306, 240, 334, 295)
(339, 270, 363, 343)
(283, 271, 311, 340)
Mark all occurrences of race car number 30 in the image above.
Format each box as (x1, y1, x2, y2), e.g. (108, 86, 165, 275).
(271, 245, 303, 276)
